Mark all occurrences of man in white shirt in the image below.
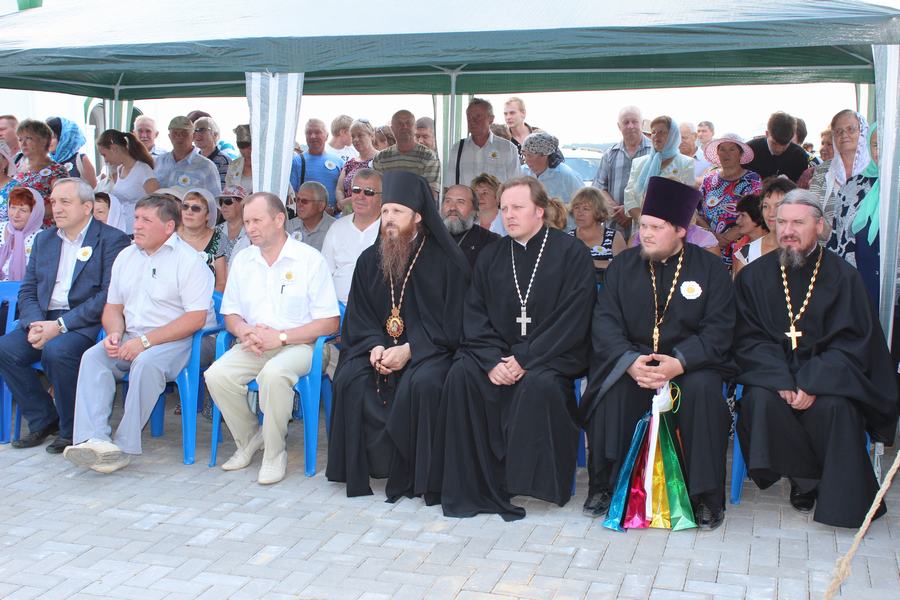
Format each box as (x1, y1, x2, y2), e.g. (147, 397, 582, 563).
(443, 98, 521, 190)
(320, 169, 382, 304)
(64, 195, 215, 473)
(205, 192, 340, 485)
(154, 116, 222, 197)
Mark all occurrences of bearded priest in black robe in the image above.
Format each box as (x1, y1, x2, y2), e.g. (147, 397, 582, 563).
(326, 171, 470, 501)
(734, 189, 898, 528)
(431, 175, 596, 521)
(581, 176, 736, 530)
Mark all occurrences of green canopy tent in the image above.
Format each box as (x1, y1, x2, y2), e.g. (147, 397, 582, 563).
(0, 0, 898, 333)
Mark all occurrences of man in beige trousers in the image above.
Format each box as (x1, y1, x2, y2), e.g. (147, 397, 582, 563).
(205, 192, 340, 484)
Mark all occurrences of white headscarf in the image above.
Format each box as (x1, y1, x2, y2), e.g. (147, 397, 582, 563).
(184, 187, 218, 229)
(825, 111, 869, 203)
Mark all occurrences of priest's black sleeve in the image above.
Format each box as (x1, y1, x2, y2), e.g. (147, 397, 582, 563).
(671, 258, 735, 372)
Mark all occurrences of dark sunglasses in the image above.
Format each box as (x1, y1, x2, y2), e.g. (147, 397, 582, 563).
(236, 141, 251, 149)
(351, 186, 381, 197)
(218, 197, 241, 206)
(181, 203, 205, 213)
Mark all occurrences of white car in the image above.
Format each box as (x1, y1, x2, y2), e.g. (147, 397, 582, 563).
(561, 147, 604, 186)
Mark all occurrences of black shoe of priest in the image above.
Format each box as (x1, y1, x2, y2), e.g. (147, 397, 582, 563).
(789, 483, 817, 513)
(583, 491, 612, 518)
(695, 503, 725, 531)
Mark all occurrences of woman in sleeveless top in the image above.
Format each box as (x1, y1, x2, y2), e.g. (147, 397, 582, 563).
(568, 187, 625, 285)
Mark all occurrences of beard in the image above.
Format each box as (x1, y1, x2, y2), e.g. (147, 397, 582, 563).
(380, 221, 419, 284)
(778, 247, 807, 269)
(442, 211, 476, 235)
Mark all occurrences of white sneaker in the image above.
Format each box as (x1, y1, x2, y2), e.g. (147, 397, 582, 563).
(63, 439, 123, 469)
(222, 430, 264, 471)
(257, 451, 287, 485)
(91, 454, 131, 474)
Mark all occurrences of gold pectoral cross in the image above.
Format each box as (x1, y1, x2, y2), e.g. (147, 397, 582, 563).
(785, 323, 803, 350)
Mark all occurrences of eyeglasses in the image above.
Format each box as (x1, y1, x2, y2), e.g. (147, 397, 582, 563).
(181, 203, 205, 213)
(833, 126, 859, 138)
(351, 186, 381, 197)
(218, 197, 240, 206)
(193, 127, 211, 134)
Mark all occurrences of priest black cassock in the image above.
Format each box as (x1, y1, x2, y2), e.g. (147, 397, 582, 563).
(734, 190, 898, 528)
(326, 171, 470, 500)
(432, 175, 596, 521)
(581, 176, 736, 530)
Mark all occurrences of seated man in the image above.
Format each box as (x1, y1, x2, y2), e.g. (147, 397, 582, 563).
(287, 181, 334, 252)
(434, 176, 595, 521)
(64, 194, 215, 473)
(205, 192, 340, 485)
(327, 171, 469, 500)
(734, 189, 898, 528)
(581, 177, 736, 530)
(441, 184, 500, 268)
(0, 178, 129, 452)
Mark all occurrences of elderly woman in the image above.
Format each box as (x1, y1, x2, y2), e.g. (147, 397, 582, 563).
(215, 186, 248, 265)
(97, 129, 159, 234)
(698, 133, 762, 268)
(224, 125, 253, 193)
(46, 117, 97, 188)
(13, 120, 68, 227)
(0, 187, 44, 281)
(809, 110, 869, 228)
(0, 140, 15, 221)
(521, 131, 583, 204)
(335, 119, 378, 212)
(372, 125, 396, 151)
(731, 193, 769, 276)
(568, 187, 626, 284)
(193, 117, 231, 190)
(623, 116, 694, 224)
(178, 188, 226, 292)
(471, 172, 505, 235)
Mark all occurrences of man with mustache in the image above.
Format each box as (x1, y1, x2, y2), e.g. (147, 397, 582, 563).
(734, 189, 898, 528)
(327, 171, 470, 501)
(441, 184, 499, 268)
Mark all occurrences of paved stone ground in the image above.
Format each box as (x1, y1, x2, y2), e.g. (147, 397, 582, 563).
(0, 401, 897, 600)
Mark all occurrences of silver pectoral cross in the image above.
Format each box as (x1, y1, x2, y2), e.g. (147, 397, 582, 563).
(516, 306, 532, 336)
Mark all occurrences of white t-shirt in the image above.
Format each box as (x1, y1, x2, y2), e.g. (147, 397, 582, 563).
(326, 143, 359, 164)
(320, 214, 380, 303)
(222, 236, 339, 332)
(113, 161, 157, 234)
(107, 234, 215, 336)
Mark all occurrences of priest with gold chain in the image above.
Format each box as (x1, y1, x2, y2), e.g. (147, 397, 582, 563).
(581, 177, 736, 530)
(326, 171, 470, 500)
(734, 189, 898, 528)
(430, 176, 596, 521)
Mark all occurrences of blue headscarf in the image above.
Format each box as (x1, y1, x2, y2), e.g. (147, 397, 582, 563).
(635, 117, 681, 197)
(47, 116, 86, 163)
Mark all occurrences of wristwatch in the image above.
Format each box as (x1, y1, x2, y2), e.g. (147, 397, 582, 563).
(56, 317, 68, 334)
(279, 331, 288, 346)
(140, 334, 152, 349)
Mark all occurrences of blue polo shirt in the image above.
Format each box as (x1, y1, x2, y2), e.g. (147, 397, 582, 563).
(290, 151, 344, 206)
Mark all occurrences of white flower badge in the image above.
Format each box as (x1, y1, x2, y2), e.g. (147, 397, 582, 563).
(680, 280, 702, 300)
(324, 160, 337, 171)
(489, 151, 499, 159)
(283, 270, 295, 285)
(39, 168, 52, 177)
(177, 175, 191, 186)
(63, 162, 74, 174)
(77, 246, 93, 262)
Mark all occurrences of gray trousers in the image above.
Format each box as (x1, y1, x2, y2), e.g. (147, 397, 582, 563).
(73, 336, 192, 454)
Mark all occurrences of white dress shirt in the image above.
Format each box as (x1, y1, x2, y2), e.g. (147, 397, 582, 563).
(319, 214, 380, 303)
(222, 235, 339, 331)
(107, 234, 215, 336)
(48, 219, 93, 311)
(443, 133, 521, 188)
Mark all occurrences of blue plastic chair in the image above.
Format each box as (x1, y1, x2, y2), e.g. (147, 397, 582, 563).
(0, 280, 22, 444)
(208, 302, 345, 476)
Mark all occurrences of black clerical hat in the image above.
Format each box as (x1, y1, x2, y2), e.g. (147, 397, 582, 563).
(641, 176, 701, 230)
(381, 170, 470, 272)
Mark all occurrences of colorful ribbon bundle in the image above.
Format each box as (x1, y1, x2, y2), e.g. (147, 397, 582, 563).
(603, 382, 697, 532)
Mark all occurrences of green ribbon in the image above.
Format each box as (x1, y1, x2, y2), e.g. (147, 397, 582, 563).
(851, 123, 880, 244)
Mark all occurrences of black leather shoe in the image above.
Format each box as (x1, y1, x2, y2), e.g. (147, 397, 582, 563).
(789, 484, 817, 513)
(11, 422, 59, 448)
(46, 437, 72, 454)
(583, 491, 612, 518)
(696, 503, 725, 530)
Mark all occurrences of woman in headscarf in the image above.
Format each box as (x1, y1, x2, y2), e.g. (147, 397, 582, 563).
(0, 140, 16, 221)
(91, 192, 128, 233)
(12, 119, 68, 227)
(809, 110, 869, 229)
(0, 187, 45, 281)
(178, 188, 226, 292)
(828, 122, 880, 308)
(623, 115, 695, 226)
(520, 131, 583, 204)
(46, 116, 97, 188)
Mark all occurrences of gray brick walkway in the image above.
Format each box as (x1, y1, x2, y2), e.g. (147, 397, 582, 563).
(0, 402, 897, 599)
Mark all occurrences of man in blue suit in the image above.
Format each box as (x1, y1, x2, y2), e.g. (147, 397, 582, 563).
(0, 178, 130, 453)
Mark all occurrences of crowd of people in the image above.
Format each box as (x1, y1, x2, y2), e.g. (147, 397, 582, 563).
(0, 97, 896, 534)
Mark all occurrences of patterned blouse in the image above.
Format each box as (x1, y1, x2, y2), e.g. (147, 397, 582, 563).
(341, 157, 375, 197)
(201, 227, 226, 272)
(700, 170, 762, 268)
(826, 174, 877, 269)
(12, 162, 69, 228)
